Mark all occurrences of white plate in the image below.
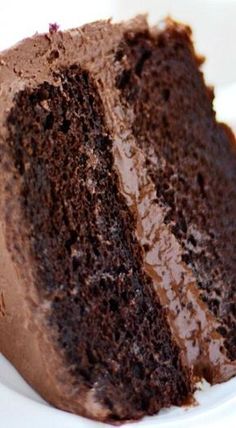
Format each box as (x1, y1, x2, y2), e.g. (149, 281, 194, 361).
(1, 86, 236, 428)
(1, 353, 236, 428)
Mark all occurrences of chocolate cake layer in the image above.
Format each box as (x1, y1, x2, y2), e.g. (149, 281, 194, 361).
(0, 16, 236, 422)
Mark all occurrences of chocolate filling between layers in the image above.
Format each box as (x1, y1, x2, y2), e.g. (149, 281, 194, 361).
(6, 65, 191, 420)
(115, 28, 236, 361)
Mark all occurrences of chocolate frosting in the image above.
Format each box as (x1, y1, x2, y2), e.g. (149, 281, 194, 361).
(0, 15, 235, 420)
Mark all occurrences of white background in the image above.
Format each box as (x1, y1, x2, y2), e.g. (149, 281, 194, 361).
(0, 0, 113, 51)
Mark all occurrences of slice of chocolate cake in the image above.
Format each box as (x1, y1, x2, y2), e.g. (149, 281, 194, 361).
(0, 16, 235, 422)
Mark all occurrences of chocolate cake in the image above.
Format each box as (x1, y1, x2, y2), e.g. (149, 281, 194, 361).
(0, 16, 236, 422)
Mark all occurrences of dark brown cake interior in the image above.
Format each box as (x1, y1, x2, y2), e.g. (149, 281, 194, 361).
(7, 65, 191, 420)
(115, 27, 236, 360)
